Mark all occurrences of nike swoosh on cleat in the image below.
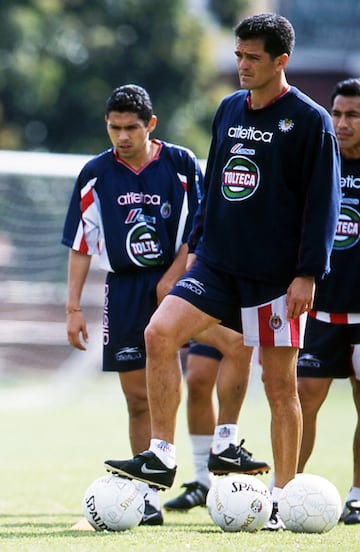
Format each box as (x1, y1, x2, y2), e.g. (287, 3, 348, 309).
(217, 456, 242, 465)
(142, 512, 160, 523)
(141, 464, 168, 475)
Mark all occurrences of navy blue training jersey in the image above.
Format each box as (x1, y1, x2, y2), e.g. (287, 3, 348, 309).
(313, 156, 360, 313)
(188, 87, 341, 284)
(62, 140, 203, 273)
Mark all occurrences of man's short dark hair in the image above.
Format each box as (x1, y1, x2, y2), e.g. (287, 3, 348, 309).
(234, 13, 295, 59)
(331, 78, 360, 106)
(105, 84, 153, 125)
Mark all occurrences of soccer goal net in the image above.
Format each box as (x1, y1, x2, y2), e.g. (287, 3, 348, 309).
(0, 151, 104, 402)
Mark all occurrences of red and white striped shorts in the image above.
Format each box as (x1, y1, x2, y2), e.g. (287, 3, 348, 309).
(241, 294, 307, 348)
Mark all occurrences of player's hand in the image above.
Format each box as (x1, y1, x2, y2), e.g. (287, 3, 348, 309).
(286, 276, 315, 320)
(67, 311, 88, 350)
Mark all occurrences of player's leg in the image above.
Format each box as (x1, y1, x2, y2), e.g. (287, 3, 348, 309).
(343, 340, 360, 524)
(164, 345, 219, 511)
(240, 290, 307, 530)
(260, 345, 301, 530)
(203, 329, 271, 476)
(297, 376, 332, 472)
(119, 369, 150, 456)
(261, 346, 302, 489)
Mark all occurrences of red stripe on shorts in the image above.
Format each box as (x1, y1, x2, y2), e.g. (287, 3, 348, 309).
(258, 303, 274, 346)
(289, 316, 300, 348)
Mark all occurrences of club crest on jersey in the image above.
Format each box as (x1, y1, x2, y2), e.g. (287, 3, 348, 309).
(334, 205, 360, 250)
(278, 118, 294, 132)
(126, 222, 164, 267)
(160, 202, 172, 219)
(222, 156, 260, 201)
(269, 313, 284, 331)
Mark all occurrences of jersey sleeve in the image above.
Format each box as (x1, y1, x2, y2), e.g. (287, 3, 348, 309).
(296, 125, 341, 279)
(61, 168, 101, 256)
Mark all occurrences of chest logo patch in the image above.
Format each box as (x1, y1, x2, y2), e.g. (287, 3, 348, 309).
(126, 222, 164, 267)
(334, 205, 360, 250)
(222, 156, 260, 201)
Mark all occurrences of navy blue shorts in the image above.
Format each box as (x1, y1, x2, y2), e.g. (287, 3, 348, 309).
(102, 270, 163, 372)
(297, 316, 360, 379)
(169, 259, 291, 344)
(188, 342, 223, 361)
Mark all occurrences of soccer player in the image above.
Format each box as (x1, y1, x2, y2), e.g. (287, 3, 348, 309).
(297, 78, 360, 525)
(104, 13, 341, 530)
(62, 84, 204, 525)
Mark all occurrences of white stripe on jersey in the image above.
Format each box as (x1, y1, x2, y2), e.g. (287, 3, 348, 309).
(72, 177, 112, 271)
(174, 173, 189, 253)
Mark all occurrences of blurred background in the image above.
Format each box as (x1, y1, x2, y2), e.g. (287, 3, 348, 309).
(0, 0, 359, 401)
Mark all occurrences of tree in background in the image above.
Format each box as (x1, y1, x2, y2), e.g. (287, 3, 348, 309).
(209, 0, 249, 27)
(0, 0, 248, 158)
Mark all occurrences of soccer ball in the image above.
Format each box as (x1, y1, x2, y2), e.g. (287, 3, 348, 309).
(278, 473, 342, 533)
(206, 474, 272, 532)
(82, 475, 145, 531)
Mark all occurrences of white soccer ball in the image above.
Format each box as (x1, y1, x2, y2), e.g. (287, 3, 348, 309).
(82, 475, 145, 531)
(278, 473, 342, 533)
(206, 474, 272, 532)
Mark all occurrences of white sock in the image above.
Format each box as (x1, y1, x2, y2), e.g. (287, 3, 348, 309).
(137, 482, 160, 509)
(211, 424, 238, 454)
(190, 434, 215, 488)
(271, 486, 281, 504)
(268, 473, 275, 492)
(149, 439, 176, 469)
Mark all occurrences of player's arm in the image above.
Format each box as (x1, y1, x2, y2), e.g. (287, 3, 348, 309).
(156, 243, 188, 304)
(66, 249, 92, 350)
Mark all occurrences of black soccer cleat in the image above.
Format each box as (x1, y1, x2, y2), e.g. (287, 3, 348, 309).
(104, 450, 176, 490)
(163, 481, 209, 511)
(140, 499, 164, 526)
(208, 440, 271, 475)
(343, 500, 360, 525)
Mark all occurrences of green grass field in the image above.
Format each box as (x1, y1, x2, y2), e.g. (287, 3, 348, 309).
(1, 364, 359, 551)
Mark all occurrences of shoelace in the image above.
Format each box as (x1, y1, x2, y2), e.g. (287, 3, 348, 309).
(233, 439, 253, 458)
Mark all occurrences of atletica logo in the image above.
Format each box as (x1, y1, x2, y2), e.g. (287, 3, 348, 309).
(117, 191, 160, 205)
(126, 222, 164, 267)
(228, 125, 273, 143)
(175, 277, 206, 295)
(115, 347, 143, 362)
(341, 174, 360, 189)
(334, 205, 360, 250)
(222, 156, 260, 201)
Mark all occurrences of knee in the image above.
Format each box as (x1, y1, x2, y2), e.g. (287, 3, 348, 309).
(123, 388, 149, 418)
(297, 378, 325, 415)
(187, 371, 212, 402)
(144, 317, 168, 352)
(262, 372, 295, 407)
